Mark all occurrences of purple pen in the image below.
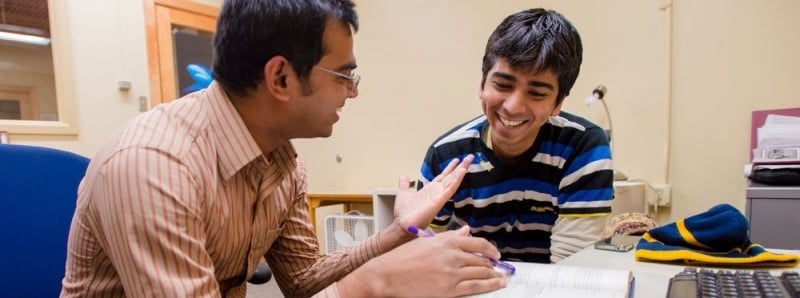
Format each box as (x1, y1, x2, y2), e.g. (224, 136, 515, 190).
(489, 259, 516, 276)
(407, 225, 435, 237)
(406, 225, 515, 276)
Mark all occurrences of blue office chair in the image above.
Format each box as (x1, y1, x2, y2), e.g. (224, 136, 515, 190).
(0, 144, 89, 297)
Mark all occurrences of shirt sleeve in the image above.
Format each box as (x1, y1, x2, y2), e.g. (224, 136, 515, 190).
(91, 147, 220, 297)
(417, 145, 453, 227)
(418, 145, 439, 188)
(266, 157, 384, 297)
(551, 125, 614, 263)
(557, 126, 614, 216)
(550, 215, 607, 263)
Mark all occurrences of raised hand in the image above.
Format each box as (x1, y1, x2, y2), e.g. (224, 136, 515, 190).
(393, 154, 474, 231)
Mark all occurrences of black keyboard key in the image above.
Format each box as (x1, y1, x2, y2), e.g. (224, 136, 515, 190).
(668, 277, 699, 298)
(782, 272, 800, 298)
(667, 268, 800, 298)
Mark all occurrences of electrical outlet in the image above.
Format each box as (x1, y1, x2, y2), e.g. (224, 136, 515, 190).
(138, 96, 148, 112)
(651, 184, 671, 207)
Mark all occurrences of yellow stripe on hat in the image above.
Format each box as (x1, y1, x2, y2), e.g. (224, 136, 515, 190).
(641, 233, 658, 243)
(634, 248, 800, 267)
(676, 219, 712, 250)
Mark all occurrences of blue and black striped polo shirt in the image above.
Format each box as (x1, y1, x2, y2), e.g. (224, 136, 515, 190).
(418, 111, 614, 263)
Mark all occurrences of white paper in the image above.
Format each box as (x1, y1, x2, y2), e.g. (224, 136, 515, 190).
(757, 114, 800, 148)
(473, 262, 631, 298)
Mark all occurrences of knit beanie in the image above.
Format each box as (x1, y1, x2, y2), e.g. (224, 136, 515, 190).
(635, 204, 799, 267)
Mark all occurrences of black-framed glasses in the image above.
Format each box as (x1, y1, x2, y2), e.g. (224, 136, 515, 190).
(314, 66, 361, 91)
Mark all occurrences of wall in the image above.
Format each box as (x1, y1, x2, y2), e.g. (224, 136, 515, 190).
(10, 0, 150, 154)
(296, 0, 672, 211)
(14, 0, 800, 221)
(669, 1, 800, 219)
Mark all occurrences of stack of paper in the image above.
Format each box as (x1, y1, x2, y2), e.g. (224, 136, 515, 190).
(745, 114, 800, 183)
(754, 114, 800, 161)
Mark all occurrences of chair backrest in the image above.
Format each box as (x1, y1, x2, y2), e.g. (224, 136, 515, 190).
(0, 144, 89, 297)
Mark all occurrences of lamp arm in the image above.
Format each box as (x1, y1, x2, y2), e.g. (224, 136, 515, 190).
(599, 99, 614, 152)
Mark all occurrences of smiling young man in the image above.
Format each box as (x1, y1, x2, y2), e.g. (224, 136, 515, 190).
(60, 1, 507, 297)
(418, 8, 614, 264)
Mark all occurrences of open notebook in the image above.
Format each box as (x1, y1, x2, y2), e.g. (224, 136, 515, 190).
(475, 261, 634, 298)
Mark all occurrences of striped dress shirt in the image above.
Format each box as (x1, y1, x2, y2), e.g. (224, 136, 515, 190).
(61, 82, 382, 297)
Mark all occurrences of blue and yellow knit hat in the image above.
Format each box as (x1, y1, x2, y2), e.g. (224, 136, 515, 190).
(635, 204, 799, 267)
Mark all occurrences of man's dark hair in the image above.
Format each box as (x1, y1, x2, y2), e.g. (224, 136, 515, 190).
(212, 0, 358, 97)
(481, 8, 582, 105)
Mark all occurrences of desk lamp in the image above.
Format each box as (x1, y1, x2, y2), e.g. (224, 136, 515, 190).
(585, 85, 628, 181)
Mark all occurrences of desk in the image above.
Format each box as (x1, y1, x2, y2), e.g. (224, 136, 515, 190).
(307, 193, 372, 231)
(559, 245, 800, 296)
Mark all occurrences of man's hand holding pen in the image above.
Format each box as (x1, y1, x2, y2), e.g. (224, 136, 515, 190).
(408, 225, 516, 276)
(339, 155, 507, 297)
(343, 226, 508, 297)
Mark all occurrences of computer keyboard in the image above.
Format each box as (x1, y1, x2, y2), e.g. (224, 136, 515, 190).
(667, 267, 800, 298)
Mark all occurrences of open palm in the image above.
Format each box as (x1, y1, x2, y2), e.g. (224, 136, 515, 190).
(393, 155, 474, 229)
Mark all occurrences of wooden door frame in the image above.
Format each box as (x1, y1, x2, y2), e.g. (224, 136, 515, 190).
(143, 0, 218, 107)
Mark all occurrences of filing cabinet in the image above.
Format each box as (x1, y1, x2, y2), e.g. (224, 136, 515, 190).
(745, 183, 800, 249)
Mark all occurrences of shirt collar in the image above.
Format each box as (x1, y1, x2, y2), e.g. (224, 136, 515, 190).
(205, 81, 297, 181)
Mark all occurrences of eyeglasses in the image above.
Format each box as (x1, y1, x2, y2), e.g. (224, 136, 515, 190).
(314, 66, 361, 91)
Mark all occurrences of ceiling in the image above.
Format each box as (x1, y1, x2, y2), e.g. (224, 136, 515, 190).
(0, 0, 49, 37)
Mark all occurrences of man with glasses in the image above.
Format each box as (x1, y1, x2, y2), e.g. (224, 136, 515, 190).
(61, 0, 507, 297)
(315, 66, 361, 91)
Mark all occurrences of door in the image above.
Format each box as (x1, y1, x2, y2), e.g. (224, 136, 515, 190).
(145, 0, 218, 107)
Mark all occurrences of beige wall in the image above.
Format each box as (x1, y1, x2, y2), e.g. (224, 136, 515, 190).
(13, 0, 800, 221)
(10, 0, 150, 153)
(670, 1, 800, 219)
(294, 0, 669, 194)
